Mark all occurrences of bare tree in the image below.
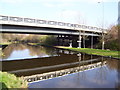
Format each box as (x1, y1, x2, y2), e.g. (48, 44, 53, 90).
(105, 25, 118, 42)
(104, 24, 119, 50)
(75, 12, 88, 48)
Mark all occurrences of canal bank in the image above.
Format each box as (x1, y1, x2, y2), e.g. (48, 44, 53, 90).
(23, 43, 120, 59)
(0, 71, 28, 88)
(55, 46, 120, 59)
(0, 43, 12, 49)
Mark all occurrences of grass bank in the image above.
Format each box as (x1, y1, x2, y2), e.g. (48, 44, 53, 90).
(56, 46, 120, 59)
(0, 72, 28, 89)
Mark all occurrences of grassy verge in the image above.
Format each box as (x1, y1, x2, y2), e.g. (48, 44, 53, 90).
(56, 46, 120, 59)
(0, 72, 28, 88)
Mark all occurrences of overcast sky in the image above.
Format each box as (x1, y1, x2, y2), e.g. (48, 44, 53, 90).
(0, 0, 119, 29)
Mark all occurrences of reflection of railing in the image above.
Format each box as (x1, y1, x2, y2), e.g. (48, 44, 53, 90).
(8, 58, 100, 73)
(0, 15, 107, 33)
(24, 61, 106, 83)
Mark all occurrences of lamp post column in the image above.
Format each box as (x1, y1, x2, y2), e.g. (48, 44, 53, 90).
(98, 1, 105, 50)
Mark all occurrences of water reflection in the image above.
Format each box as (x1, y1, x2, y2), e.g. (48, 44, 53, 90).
(1, 44, 120, 88)
(2, 43, 57, 60)
(29, 59, 119, 88)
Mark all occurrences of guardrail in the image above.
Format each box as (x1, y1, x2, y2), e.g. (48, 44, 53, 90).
(0, 15, 107, 33)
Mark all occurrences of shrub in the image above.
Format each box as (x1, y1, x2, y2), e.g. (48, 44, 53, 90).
(43, 36, 57, 46)
(0, 72, 28, 89)
(105, 39, 119, 50)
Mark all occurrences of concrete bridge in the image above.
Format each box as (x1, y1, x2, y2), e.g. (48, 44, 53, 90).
(0, 15, 107, 48)
(0, 15, 107, 35)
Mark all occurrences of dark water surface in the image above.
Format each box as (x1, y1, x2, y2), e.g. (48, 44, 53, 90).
(1, 44, 120, 88)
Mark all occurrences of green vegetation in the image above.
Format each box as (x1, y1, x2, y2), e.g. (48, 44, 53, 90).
(42, 35, 57, 45)
(96, 25, 119, 51)
(1, 33, 57, 46)
(104, 39, 119, 51)
(0, 72, 28, 88)
(57, 46, 120, 58)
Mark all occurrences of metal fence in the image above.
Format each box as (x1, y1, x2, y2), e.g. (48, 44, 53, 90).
(0, 15, 106, 31)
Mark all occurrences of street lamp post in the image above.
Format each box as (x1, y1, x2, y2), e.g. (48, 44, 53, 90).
(98, 1, 105, 50)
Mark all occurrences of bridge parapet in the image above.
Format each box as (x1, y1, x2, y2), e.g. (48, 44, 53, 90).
(24, 61, 107, 83)
(0, 15, 107, 33)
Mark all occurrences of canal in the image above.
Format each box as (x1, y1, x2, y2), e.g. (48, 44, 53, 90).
(1, 43, 120, 88)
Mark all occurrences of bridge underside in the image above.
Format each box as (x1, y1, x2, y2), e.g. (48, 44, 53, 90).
(1, 24, 100, 36)
(1, 24, 100, 48)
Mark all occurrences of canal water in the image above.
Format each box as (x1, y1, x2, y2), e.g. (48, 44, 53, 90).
(1, 43, 120, 88)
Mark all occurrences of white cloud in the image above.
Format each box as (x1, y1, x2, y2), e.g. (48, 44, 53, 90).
(83, 0, 119, 3)
(1, 0, 118, 4)
(43, 3, 54, 7)
(43, 2, 73, 8)
(61, 10, 80, 17)
(41, 0, 119, 3)
(54, 10, 87, 24)
(1, 0, 25, 3)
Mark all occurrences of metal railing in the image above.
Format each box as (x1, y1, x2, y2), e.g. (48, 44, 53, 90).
(0, 15, 107, 32)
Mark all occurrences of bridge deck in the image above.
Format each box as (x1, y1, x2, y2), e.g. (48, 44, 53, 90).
(0, 15, 107, 34)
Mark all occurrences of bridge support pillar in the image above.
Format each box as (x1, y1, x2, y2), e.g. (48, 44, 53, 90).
(91, 34, 93, 49)
(57, 35, 60, 46)
(62, 37, 65, 46)
(69, 40, 72, 48)
(60, 35, 63, 46)
(77, 31, 82, 48)
(68, 36, 72, 47)
(83, 31, 86, 48)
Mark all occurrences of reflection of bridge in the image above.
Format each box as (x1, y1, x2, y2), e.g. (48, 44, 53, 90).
(24, 60, 106, 83)
(1, 46, 107, 83)
(0, 15, 107, 48)
(2, 51, 98, 76)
